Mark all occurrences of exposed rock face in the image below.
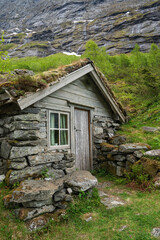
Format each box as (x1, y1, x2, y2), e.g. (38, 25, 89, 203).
(0, 0, 160, 57)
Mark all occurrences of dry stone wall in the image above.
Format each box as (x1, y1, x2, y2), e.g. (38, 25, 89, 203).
(0, 107, 75, 185)
(92, 115, 151, 176)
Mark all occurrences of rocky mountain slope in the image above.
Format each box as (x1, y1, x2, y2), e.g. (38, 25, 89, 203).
(0, 0, 160, 57)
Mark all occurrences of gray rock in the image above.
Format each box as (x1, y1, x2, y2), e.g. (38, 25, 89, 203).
(119, 143, 150, 153)
(0, 127, 4, 136)
(66, 188, 72, 195)
(109, 135, 126, 145)
(133, 151, 143, 159)
(0, 174, 5, 183)
(9, 160, 28, 170)
(93, 126, 103, 136)
(64, 170, 98, 192)
(151, 228, 160, 238)
(143, 126, 160, 133)
(54, 189, 66, 202)
(9, 146, 44, 159)
(1, 140, 12, 159)
(22, 198, 53, 208)
(28, 153, 64, 166)
(7, 165, 47, 185)
(9, 157, 26, 162)
(101, 144, 117, 152)
(117, 162, 126, 167)
(64, 194, 73, 202)
(47, 169, 65, 180)
(119, 225, 128, 232)
(126, 154, 137, 163)
(27, 216, 48, 231)
(113, 155, 126, 162)
(14, 121, 43, 130)
(116, 166, 125, 177)
(100, 196, 125, 209)
(154, 177, 160, 189)
(14, 114, 40, 122)
(65, 167, 75, 175)
(14, 205, 55, 221)
(8, 139, 47, 147)
(144, 150, 160, 158)
(5, 178, 64, 205)
(9, 130, 38, 141)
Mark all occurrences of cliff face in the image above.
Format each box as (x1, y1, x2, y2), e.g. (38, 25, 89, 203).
(0, 0, 160, 57)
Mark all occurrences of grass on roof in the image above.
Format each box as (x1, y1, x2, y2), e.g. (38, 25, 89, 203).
(2, 53, 80, 73)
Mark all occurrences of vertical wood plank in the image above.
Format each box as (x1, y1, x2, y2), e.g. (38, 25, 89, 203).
(75, 109, 90, 170)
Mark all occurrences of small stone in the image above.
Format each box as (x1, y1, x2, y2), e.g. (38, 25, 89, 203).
(133, 151, 143, 159)
(54, 189, 66, 202)
(126, 154, 136, 163)
(65, 167, 75, 175)
(151, 228, 160, 238)
(66, 188, 72, 195)
(117, 161, 126, 167)
(154, 177, 160, 189)
(143, 126, 159, 133)
(101, 143, 117, 152)
(144, 150, 160, 158)
(1, 140, 12, 159)
(0, 174, 5, 183)
(119, 225, 127, 232)
(85, 216, 92, 222)
(93, 126, 103, 136)
(27, 216, 48, 231)
(109, 135, 126, 145)
(113, 155, 126, 162)
(116, 166, 125, 177)
(64, 194, 73, 202)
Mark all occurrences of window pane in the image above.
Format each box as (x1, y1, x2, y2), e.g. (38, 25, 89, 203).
(50, 113, 58, 128)
(60, 114, 68, 129)
(60, 130, 68, 145)
(50, 130, 59, 146)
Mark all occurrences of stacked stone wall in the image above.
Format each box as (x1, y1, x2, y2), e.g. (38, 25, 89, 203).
(92, 115, 151, 176)
(0, 107, 75, 185)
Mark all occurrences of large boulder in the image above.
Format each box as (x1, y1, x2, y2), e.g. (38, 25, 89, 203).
(3, 178, 64, 208)
(64, 170, 98, 192)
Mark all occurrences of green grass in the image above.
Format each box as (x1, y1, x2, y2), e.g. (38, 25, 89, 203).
(2, 53, 80, 73)
(0, 176, 159, 240)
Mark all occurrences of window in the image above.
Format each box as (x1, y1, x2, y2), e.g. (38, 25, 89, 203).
(49, 112, 69, 147)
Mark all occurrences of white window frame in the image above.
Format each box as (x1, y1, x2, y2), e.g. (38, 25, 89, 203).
(49, 110, 70, 149)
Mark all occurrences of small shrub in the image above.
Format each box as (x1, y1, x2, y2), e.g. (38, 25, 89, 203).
(126, 164, 149, 185)
(41, 167, 49, 179)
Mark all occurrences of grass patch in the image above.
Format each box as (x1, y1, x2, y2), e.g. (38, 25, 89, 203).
(3, 53, 80, 73)
(0, 177, 160, 239)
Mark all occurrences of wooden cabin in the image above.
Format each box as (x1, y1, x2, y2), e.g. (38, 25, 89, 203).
(0, 59, 126, 184)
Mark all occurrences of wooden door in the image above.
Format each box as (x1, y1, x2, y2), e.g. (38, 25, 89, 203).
(74, 108, 90, 170)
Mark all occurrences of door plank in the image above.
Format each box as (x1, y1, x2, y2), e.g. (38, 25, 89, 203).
(75, 109, 90, 170)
